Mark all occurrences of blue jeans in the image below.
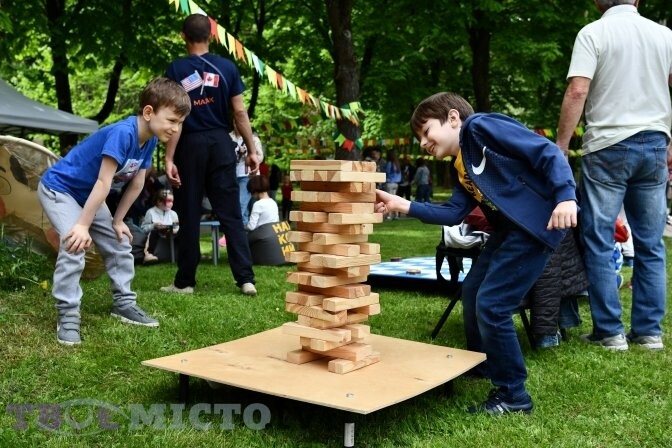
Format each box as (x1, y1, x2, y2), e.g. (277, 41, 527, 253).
(238, 176, 252, 226)
(462, 225, 551, 400)
(580, 131, 668, 338)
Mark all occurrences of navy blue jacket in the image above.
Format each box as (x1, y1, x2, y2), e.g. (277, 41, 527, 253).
(409, 113, 577, 249)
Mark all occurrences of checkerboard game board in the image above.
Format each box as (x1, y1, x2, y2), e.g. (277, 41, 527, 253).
(368, 256, 472, 283)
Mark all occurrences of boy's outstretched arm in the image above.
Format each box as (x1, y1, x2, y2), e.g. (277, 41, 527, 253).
(375, 189, 410, 215)
(64, 156, 118, 254)
(113, 168, 147, 242)
(547, 200, 578, 230)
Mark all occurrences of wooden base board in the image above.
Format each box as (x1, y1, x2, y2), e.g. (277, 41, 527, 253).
(142, 327, 486, 415)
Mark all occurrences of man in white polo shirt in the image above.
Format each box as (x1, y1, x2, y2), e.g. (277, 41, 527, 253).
(556, 0, 672, 351)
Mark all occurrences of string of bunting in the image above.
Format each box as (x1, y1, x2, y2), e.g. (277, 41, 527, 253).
(168, 0, 363, 125)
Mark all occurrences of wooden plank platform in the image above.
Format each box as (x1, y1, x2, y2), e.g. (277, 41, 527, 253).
(142, 327, 486, 414)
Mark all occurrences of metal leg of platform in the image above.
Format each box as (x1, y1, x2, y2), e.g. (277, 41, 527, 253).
(343, 412, 356, 448)
(179, 374, 190, 404)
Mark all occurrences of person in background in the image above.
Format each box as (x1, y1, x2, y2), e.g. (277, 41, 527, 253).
(413, 158, 431, 203)
(383, 149, 401, 220)
(38, 78, 191, 345)
(280, 174, 293, 222)
(556, 0, 671, 350)
(141, 188, 179, 264)
(268, 163, 281, 202)
(245, 174, 279, 231)
(163, 13, 258, 296)
(232, 124, 264, 227)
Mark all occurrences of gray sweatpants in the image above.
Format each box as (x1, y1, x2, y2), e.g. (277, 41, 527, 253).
(38, 182, 136, 314)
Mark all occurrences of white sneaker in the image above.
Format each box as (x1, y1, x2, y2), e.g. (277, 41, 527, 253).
(240, 283, 257, 296)
(160, 284, 194, 294)
(144, 253, 159, 263)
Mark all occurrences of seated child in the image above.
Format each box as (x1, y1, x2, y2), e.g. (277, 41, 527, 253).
(246, 174, 279, 231)
(141, 188, 179, 263)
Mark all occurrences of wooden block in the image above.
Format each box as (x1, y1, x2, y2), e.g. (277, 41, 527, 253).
(286, 349, 325, 364)
(312, 233, 369, 245)
(285, 251, 310, 263)
(328, 352, 381, 374)
(303, 342, 373, 362)
(288, 231, 314, 243)
(352, 303, 381, 316)
(286, 271, 315, 285)
(299, 181, 375, 193)
(322, 293, 380, 312)
(308, 337, 351, 352)
(298, 242, 361, 257)
(285, 291, 325, 306)
(285, 303, 346, 323)
(300, 202, 375, 214)
(357, 242, 380, 255)
(291, 170, 386, 183)
(346, 312, 370, 324)
(311, 274, 368, 288)
(289, 210, 328, 223)
(299, 283, 371, 299)
(297, 315, 345, 329)
(342, 324, 370, 339)
(291, 191, 376, 203)
(290, 160, 376, 172)
(327, 213, 383, 225)
(297, 263, 370, 278)
(281, 322, 351, 343)
(311, 253, 381, 268)
(297, 222, 373, 235)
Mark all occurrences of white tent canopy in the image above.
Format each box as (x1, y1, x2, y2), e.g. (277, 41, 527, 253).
(0, 77, 98, 135)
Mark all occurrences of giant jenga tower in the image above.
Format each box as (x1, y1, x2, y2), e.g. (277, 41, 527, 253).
(282, 159, 386, 374)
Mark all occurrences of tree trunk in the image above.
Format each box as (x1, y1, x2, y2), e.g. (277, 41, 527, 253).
(45, 0, 77, 153)
(325, 0, 361, 161)
(468, 10, 491, 112)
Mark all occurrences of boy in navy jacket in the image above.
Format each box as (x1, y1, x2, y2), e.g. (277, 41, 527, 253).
(375, 92, 577, 415)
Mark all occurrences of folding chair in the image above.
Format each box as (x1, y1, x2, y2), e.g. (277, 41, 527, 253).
(431, 234, 535, 349)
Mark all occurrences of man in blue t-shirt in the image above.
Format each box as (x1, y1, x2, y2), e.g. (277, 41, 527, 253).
(39, 78, 191, 345)
(162, 14, 258, 296)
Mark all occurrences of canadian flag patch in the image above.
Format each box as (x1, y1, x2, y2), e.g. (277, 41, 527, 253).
(203, 72, 219, 87)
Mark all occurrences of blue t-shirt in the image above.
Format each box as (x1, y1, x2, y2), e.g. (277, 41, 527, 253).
(41, 116, 157, 206)
(166, 53, 246, 134)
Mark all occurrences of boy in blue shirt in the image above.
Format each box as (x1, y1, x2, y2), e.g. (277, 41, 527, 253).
(375, 92, 577, 415)
(38, 78, 191, 345)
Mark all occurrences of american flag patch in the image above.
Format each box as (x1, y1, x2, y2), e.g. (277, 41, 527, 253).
(180, 71, 203, 92)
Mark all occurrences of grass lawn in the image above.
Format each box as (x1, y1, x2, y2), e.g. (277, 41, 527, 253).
(1, 217, 671, 447)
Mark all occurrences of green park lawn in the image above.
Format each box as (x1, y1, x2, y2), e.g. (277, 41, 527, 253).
(1, 217, 671, 447)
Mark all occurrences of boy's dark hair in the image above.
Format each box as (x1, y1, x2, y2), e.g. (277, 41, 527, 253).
(182, 14, 211, 43)
(410, 92, 475, 138)
(139, 78, 191, 116)
(247, 175, 269, 194)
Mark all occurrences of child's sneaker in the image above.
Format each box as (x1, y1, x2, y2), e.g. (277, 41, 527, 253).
(111, 304, 159, 327)
(467, 388, 533, 415)
(160, 284, 194, 294)
(626, 332, 664, 350)
(57, 312, 81, 346)
(581, 333, 628, 351)
(240, 283, 257, 296)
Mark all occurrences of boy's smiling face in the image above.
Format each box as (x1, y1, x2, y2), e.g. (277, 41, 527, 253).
(419, 109, 462, 159)
(143, 106, 186, 143)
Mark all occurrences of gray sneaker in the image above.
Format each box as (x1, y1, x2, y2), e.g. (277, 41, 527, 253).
(111, 304, 159, 327)
(240, 282, 257, 296)
(627, 333, 664, 350)
(57, 312, 81, 346)
(581, 333, 628, 351)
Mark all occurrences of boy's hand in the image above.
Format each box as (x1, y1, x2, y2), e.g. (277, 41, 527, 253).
(374, 189, 411, 215)
(166, 160, 181, 187)
(112, 220, 133, 244)
(547, 200, 578, 230)
(64, 224, 92, 254)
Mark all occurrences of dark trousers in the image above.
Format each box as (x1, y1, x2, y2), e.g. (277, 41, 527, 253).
(172, 129, 254, 288)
